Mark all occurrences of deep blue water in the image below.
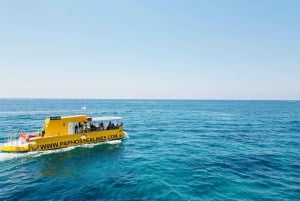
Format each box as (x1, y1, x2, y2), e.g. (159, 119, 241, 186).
(0, 99, 299, 201)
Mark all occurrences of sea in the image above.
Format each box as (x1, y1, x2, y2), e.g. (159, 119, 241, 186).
(0, 99, 299, 201)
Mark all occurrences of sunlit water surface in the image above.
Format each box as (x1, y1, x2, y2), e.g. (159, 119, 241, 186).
(0, 99, 299, 200)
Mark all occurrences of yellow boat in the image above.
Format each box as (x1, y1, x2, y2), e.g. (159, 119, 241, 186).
(1, 115, 126, 152)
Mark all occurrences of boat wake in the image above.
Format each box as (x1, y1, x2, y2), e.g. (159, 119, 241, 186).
(0, 151, 27, 162)
(0, 139, 123, 162)
(124, 131, 129, 138)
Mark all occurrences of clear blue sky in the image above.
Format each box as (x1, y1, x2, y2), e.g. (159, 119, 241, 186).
(0, 0, 299, 99)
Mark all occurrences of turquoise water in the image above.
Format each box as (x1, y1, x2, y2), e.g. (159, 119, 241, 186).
(0, 99, 299, 200)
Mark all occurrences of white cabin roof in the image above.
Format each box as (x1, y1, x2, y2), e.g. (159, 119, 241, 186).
(91, 116, 122, 121)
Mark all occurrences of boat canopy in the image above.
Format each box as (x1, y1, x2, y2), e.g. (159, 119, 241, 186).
(91, 117, 122, 121)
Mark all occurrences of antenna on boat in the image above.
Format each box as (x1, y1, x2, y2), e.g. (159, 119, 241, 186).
(81, 105, 87, 114)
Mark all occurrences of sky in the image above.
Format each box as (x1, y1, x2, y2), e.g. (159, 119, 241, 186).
(0, 0, 299, 100)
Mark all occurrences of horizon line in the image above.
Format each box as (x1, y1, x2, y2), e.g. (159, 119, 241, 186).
(0, 98, 299, 101)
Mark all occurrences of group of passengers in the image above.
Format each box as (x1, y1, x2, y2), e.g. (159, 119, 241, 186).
(107, 121, 119, 130)
(74, 121, 120, 134)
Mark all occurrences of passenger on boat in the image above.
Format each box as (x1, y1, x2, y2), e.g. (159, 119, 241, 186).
(75, 123, 78, 134)
(107, 121, 116, 130)
(78, 122, 83, 133)
(83, 122, 87, 133)
(111, 122, 115, 129)
(107, 121, 112, 130)
(99, 122, 104, 131)
(90, 122, 95, 131)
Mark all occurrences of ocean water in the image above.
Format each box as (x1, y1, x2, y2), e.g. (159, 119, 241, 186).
(0, 99, 299, 201)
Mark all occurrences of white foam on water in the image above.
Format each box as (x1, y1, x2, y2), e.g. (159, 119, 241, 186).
(0, 151, 27, 162)
(80, 141, 105, 148)
(124, 131, 129, 138)
(0, 139, 123, 161)
(106, 140, 122, 144)
(30, 146, 77, 158)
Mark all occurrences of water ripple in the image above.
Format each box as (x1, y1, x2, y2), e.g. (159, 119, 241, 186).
(0, 99, 299, 200)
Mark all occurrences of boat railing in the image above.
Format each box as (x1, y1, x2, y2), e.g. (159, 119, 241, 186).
(6, 133, 19, 145)
(5, 131, 28, 145)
